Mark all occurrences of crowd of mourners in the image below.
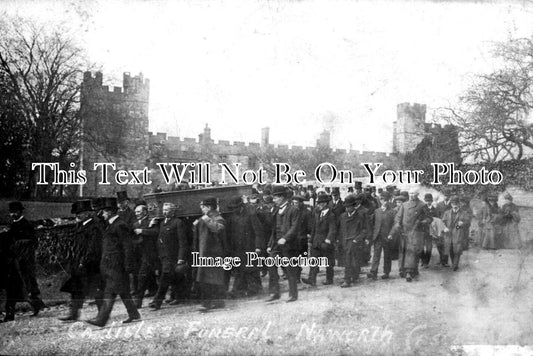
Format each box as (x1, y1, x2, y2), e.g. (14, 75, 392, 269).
(0, 182, 522, 325)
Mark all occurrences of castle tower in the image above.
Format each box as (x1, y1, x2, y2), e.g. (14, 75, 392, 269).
(261, 127, 270, 147)
(80, 71, 150, 197)
(393, 103, 426, 154)
(317, 130, 331, 149)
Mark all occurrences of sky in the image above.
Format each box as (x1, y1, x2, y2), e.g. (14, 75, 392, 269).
(3, 0, 533, 152)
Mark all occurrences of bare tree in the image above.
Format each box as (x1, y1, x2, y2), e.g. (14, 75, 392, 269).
(0, 17, 91, 197)
(438, 37, 533, 163)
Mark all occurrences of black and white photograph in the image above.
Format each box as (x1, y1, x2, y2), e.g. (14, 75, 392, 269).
(1, 0, 533, 355)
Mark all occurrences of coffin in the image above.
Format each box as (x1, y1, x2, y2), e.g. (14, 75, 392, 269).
(143, 185, 253, 217)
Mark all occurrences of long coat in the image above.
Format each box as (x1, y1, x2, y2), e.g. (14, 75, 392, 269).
(391, 199, 433, 268)
(100, 216, 135, 294)
(372, 205, 396, 242)
(195, 211, 227, 286)
(226, 205, 264, 260)
(60, 218, 103, 296)
(442, 208, 471, 255)
(156, 216, 187, 273)
(133, 217, 160, 273)
(339, 206, 371, 253)
(310, 209, 337, 251)
(0, 231, 25, 301)
(9, 217, 37, 266)
(268, 203, 300, 253)
(497, 202, 521, 249)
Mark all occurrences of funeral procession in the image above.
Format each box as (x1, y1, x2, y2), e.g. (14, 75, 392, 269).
(2, 1, 533, 355)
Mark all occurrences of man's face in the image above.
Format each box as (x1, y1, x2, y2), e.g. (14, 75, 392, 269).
(272, 195, 284, 206)
(317, 202, 328, 211)
(135, 206, 147, 220)
(163, 206, 175, 218)
(332, 194, 339, 201)
(102, 209, 113, 221)
(249, 197, 259, 205)
(9, 210, 22, 221)
(118, 200, 129, 210)
(409, 192, 418, 201)
(425, 199, 432, 207)
(200, 204, 210, 215)
(451, 202, 460, 211)
(395, 200, 403, 208)
(76, 211, 90, 222)
(292, 199, 303, 208)
(380, 197, 388, 206)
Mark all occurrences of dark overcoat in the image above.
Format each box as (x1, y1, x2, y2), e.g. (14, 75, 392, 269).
(157, 216, 187, 273)
(195, 211, 227, 286)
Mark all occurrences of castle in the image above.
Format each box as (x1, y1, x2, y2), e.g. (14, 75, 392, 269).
(80, 72, 457, 198)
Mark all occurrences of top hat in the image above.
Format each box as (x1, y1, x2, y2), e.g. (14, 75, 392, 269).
(200, 196, 217, 208)
(71, 200, 93, 214)
(117, 191, 129, 202)
(101, 197, 118, 210)
(8, 201, 24, 212)
(380, 191, 391, 200)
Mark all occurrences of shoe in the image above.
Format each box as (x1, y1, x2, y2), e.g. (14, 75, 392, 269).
(2, 314, 15, 323)
(168, 299, 181, 306)
(381, 274, 390, 280)
(265, 294, 280, 302)
(340, 282, 352, 288)
(322, 281, 333, 285)
(286, 297, 297, 303)
(442, 263, 449, 267)
(123, 312, 141, 324)
(148, 301, 161, 310)
(367, 273, 377, 281)
(399, 272, 406, 278)
(164, 298, 173, 304)
(58, 311, 79, 322)
(406, 276, 412, 282)
(31, 299, 46, 317)
(453, 266, 459, 271)
(301, 278, 316, 286)
(86, 319, 106, 327)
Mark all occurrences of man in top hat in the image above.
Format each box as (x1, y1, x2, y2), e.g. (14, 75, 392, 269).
(367, 191, 396, 280)
(302, 194, 337, 286)
(194, 197, 228, 311)
(132, 202, 160, 308)
(441, 196, 472, 271)
(389, 189, 433, 282)
(291, 194, 313, 283)
(339, 194, 371, 288)
(117, 191, 139, 296)
(7, 201, 45, 316)
(87, 198, 140, 327)
(59, 200, 104, 321)
(420, 193, 437, 268)
(226, 195, 264, 298)
(354, 181, 363, 195)
(329, 188, 345, 267)
(266, 185, 301, 302)
(149, 202, 188, 309)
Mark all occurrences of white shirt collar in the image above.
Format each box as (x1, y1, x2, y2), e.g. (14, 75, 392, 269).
(82, 218, 93, 226)
(108, 215, 119, 224)
(12, 215, 24, 223)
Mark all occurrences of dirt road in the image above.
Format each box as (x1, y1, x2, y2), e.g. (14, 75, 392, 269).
(1, 247, 532, 355)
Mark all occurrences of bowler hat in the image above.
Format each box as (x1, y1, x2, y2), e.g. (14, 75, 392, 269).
(271, 185, 289, 197)
(380, 191, 391, 200)
(228, 196, 244, 209)
(101, 197, 118, 210)
(134, 199, 147, 207)
(344, 194, 357, 207)
(8, 201, 24, 212)
(400, 191, 409, 199)
(291, 195, 305, 202)
(117, 191, 129, 202)
(449, 195, 460, 204)
(200, 196, 217, 208)
(394, 195, 406, 202)
(71, 200, 93, 214)
(316, 194, 331, 204)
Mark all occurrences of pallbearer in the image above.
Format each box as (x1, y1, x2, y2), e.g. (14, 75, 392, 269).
(339, 194, 371, 288)
(441, 196, 471, 271)
(302, 194, 337, 286)
(367, 192, 395, 280)
(86, 198, 140, 327)
(59, 200, 104, 321)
